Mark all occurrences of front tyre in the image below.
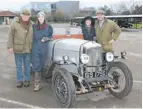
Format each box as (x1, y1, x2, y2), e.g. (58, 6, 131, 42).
(108, 61, 133, 98)
(52, 67, 76, 108)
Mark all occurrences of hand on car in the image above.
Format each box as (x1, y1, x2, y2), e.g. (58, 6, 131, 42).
(93, 37, 96, 41)
(8, 48, 13, 54)
(41, 37, 50, 42)
(41, 39, 46, 42)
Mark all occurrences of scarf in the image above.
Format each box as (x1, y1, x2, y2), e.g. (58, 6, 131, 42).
(36, 23, 48, 30)
(99, 19, 105, 28)
(19, 17, 30, 30)
(86, 26, 91, 33)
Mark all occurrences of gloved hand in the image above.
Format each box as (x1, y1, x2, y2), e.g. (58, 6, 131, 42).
(93, 37, 96, 42)
(41, 37, 50, 42)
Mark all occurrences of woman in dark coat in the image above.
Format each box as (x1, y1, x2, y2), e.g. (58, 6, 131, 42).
(32, 11, 53, 91)
(81, 16, 96, 41)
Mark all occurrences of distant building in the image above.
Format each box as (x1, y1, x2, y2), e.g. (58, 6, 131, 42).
(22, 1, 79, 17)
(79, 8, 96, 16)
(0, 11, 16, 25)
(56, 1, 79, 18)
(22, 2, 56, 16)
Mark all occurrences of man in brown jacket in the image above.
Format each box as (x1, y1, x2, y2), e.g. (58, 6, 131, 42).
(7, 9, 33, 88)
(95, 10, 121, 52)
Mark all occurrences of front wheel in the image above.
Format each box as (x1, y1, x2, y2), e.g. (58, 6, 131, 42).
(52, 67, 76, 108)
(107, 61, 133, 98)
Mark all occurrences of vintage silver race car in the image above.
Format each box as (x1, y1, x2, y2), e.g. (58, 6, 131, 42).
(41, 38, 133, 108)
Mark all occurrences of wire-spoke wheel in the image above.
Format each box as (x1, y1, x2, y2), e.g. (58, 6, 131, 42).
(52, 67, 76, 108)
(108, 62, 133, 98)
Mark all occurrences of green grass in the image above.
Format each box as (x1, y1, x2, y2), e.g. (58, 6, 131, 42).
(132, 23, 142, 29)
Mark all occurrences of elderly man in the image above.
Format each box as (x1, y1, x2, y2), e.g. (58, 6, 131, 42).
(7, 9, 33, 88)
(95, 10, 121, 52)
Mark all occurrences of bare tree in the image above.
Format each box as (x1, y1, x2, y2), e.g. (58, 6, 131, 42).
(117, 2, 130, 15)
(99, 5, 115, 15)
(132, 5, 142, 14)
(52, 10, 65, 22)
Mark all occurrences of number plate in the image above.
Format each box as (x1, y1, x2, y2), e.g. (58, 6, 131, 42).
(84, 72, 102, 78)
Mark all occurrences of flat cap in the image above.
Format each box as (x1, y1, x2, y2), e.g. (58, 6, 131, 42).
(21, 9, 31, 15)
(96, 10, 105, 14)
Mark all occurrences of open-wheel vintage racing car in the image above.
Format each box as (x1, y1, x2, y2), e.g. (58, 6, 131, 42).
(31, 28, 133, 108)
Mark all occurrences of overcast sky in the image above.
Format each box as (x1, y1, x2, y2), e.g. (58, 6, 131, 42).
(0, 0, 141, 11)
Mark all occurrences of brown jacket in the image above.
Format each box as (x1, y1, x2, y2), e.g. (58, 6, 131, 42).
(7, 17, 33, 53)
(95, 18, 121, 51)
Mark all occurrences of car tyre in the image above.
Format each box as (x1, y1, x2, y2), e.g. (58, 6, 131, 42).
(107, 61, 133, 98)
(52, 66, 76, 108)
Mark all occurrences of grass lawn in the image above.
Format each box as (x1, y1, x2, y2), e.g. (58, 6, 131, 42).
(132, 23, 142, 29)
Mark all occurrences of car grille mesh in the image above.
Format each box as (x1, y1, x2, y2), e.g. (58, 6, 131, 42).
(85, 47, 102, 72)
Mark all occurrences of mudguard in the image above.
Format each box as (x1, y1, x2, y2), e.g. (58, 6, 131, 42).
(44, 60, 79, 79)
(60, 64, 79, 76)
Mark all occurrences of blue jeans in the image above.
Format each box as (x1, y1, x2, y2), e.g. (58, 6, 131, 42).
(14, 53, 31, 82)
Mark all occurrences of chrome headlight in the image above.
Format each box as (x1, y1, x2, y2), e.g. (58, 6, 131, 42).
(81, 54, 89, 64)
(106, 52, 114, 62)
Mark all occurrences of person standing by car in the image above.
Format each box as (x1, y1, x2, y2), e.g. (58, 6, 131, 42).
(81, 16, 96, 41)
(95, 10, 121, 52)
(7, 9, 33, 88)
(32, 11, 53, 92)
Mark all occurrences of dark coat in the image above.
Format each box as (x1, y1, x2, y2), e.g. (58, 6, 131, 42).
(81, 16, 96, 41)
(32, 24, 53, 54)
(31, 24, 53, 72)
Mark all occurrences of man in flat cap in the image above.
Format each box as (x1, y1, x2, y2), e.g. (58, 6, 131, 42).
(95, 10, 121, 52)
(7, 9, 33, 88)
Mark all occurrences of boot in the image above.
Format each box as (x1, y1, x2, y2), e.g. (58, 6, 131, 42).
(23, 81, 30, 87)
(34, 72, 42, 92)
(17, 81, 23, 88)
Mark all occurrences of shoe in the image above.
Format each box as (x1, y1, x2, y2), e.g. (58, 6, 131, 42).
(17, 81, 23, 88)
(34, 73, 42, 92)
(34, 80, 42, 92)
(23, 81, 30, 87)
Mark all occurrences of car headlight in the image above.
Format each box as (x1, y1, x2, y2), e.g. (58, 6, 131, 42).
(63, 55, 69, 61)
(81, 54, 89, 64)
(121, 51, 126, 56)
(106, 52, 114, 62)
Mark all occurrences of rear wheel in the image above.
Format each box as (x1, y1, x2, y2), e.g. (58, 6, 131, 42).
(108, 61, 133, 98)
(52, 67, 76, 108)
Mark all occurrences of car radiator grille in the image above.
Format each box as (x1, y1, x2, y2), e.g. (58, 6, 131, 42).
(85, 47, 102, 72)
